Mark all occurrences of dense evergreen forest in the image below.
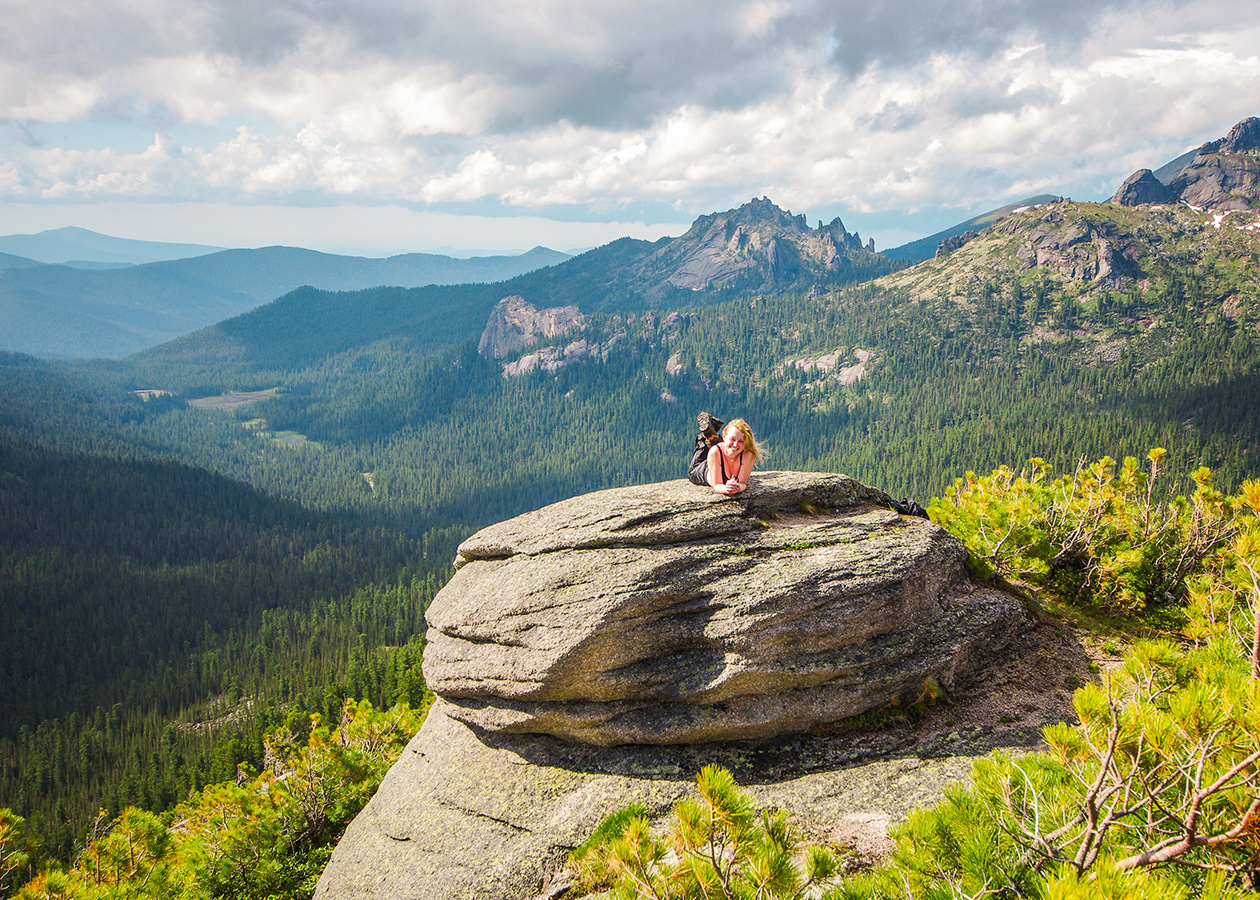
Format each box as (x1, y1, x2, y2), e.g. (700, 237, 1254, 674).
(0, 354, 460, 859)
(1, 197, 1259, 893)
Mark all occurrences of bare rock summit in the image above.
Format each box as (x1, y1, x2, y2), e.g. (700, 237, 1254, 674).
(642, 198, 874, 294)
(1109, 168, 1174, 206)
(1198, 116, 1260, 156)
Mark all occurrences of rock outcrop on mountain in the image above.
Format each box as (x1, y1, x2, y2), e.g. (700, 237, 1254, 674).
(1110, 169, 1174, 206)
(1112, 116, 1260, 211)
(876, 192, 1260, 363)
(1170, 153, 1260, 212)
(637, 198, 877, 295)
(480, 302, 689, 378)
(1003, 210, 1124, 286)
(477, 295, 586, 360)
(935, 230, 979, 257)
(1199, 116, 1260, 155)
(316, 472, 1034, 900)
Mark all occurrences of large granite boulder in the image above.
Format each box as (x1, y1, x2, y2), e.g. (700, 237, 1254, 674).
(424, 471, 1024, 745)
(316, 472, 1041, 900)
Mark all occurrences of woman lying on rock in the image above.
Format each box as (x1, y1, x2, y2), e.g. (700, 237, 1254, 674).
(688, 413, 760, 494)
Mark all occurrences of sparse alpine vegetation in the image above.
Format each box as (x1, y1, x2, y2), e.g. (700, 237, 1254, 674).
(573, 454, 1260, 900)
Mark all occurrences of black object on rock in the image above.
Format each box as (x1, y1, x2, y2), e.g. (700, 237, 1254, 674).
(892, 497, 929, 518)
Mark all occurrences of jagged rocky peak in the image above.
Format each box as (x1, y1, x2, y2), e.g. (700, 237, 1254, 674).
(723, 195, 809, 230)
(422, 471, 1027, 746)
(1199, 116, 1260, 156)
(1112, 116, 1260, 211)
(649, 197, 872, 293)
(476, 294, 585, 360)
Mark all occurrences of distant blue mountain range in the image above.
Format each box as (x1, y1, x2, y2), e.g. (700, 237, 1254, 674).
(0, 226, 224, 265)
(0, 233, 571, 359)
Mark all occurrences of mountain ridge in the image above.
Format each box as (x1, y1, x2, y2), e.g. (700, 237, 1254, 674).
(637, 195, 877, 294)
(0, 225, 224, 265)
(128, 197, 897, 385)
(884, 194, 1060, 262)
(0, 244, 572, 360)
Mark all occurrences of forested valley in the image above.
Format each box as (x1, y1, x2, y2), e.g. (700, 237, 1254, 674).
(1, 196, 1259, 896)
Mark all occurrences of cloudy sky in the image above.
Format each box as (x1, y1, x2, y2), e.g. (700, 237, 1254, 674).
(0, 0, 1257, 255)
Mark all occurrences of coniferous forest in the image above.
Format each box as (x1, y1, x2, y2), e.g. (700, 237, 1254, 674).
(1, 195, 1259, 896)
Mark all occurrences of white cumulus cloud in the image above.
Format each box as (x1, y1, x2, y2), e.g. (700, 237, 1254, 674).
(0, 0, 1258, 244)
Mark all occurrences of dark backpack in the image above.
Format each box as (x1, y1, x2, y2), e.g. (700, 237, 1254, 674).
(891, 497, 929, 519)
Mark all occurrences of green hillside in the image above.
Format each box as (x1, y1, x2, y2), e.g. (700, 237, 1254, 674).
(0, 353, 457, 859)
(125, 198, 1260, 508)
(884, 193, 1059, 261)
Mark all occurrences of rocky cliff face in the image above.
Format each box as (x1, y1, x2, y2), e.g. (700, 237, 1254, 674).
(316, 472, 1036, 900)
(1113, 117, 1260, 211)
(1005, 209, 1125, 285)
(477, 295, 586, 360)
(1170, 153, 1260, 212)
(479, 302, 689, 378)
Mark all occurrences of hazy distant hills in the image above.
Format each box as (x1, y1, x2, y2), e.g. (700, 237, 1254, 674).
(1152, 149, 1200, 185)
(0, 225, 224, 265)
(0, 252, 42, 270)
(0, 244, 571, 359)
(130, 240, 666, 386)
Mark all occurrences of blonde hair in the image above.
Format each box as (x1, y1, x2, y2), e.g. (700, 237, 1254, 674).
(723, 418, 761, 463)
